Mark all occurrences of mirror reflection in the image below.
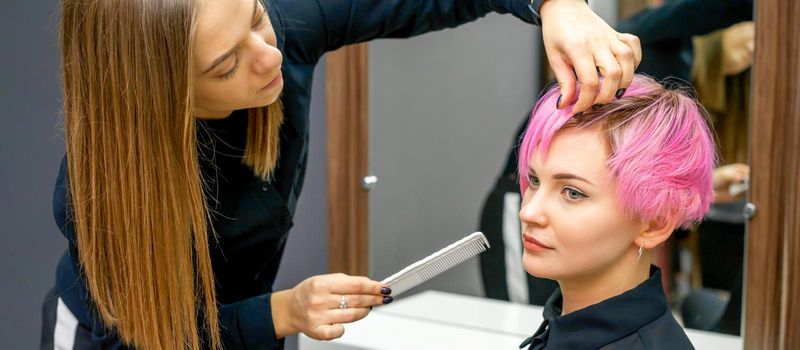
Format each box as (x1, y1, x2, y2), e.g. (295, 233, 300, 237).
(368, 0, 753, 342)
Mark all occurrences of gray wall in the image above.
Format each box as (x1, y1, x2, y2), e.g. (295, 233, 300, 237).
(591, 0, 619, 27)
(0, 1, 328, 348)
(368, 14, 540, 298)
(1, 0, 68, 348)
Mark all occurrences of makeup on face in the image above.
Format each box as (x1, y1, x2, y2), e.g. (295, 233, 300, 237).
(522, 234, 554, 253)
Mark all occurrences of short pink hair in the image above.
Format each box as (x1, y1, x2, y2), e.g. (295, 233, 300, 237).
(518, 75, 717, 229)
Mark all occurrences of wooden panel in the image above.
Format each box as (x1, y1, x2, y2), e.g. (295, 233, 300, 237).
(745, 0, 800, 349)
(326, 44, 370, 276)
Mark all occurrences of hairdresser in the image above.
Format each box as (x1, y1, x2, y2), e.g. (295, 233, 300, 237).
(43, 0, 641, 348)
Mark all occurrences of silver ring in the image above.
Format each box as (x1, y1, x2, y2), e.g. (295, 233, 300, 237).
(339, 294, 348, 309)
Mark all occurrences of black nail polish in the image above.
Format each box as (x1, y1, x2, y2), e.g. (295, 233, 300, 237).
(382, 296, 394, 304)
(592, 104, 602, 110)
(370, 306, 374, 311)
(615, 88, 626, 99)
(555, 95, 562, 109)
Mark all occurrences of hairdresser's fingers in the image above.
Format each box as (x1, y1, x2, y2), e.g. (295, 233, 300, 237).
(308, 323, 346, 341)
(595, 50, 623, 104)
(611, 38, 636, 98)
(739, 164, 750, 178)
(326, 274, 388, 296)
(549, 55, 577, 110)
(728, 163, 750, 182)
(326, 294, 389, 309)
(572, 54, 600, 113)
(327, 308, 372, 325)
(618, 33, 642, 70)
(712, 163, 750, 190)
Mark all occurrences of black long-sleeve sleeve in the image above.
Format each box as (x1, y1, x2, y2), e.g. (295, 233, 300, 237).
(616, 0, 753, 81)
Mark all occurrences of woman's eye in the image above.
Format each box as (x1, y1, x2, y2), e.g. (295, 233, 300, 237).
(563, 187, 588, 201)
(252, 9, 267, 29)
(219, 56, 241, 81)
(527, 175, 540, 187)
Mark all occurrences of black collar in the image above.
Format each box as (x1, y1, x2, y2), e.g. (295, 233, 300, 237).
(520, 265, 668, 349)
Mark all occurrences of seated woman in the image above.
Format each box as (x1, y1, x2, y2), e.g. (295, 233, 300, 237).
(517, 74, 714, 350)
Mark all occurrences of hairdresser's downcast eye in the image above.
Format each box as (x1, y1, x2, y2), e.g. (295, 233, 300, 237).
(219, 56, 241, 80)
(253, 5, 267, 29)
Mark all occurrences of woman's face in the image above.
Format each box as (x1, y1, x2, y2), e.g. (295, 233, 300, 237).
(193, 0, 283, 119)
(519, 129, 646, 282)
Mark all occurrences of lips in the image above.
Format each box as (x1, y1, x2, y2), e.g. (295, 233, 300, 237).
(260, 71, 283, 92)
(522, 234, 554, 252)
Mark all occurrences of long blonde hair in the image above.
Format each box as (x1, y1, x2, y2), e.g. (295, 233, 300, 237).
(60, 0, 283, 348)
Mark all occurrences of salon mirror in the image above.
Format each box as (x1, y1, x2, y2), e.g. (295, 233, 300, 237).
(363, 0, 753, 344)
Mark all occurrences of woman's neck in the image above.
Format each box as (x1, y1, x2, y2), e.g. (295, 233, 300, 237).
(558, 252, 651, 315)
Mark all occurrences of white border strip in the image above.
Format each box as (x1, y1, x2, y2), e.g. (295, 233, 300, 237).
(503, 192, 528, 304)
(54, 298, 78, 350)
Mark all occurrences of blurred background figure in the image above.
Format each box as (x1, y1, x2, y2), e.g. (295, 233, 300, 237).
(681, 19, 754, 336)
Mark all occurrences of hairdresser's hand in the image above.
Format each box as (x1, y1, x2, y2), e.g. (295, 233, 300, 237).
(271, 273, 392, 340)
(540, 0, 641, 113)
(722, 21, 755, 76)
(712, 163, 750, 203)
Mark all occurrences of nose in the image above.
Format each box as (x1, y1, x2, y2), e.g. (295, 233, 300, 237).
(519, 188, 548, 228)
(248, 36, 282, 75)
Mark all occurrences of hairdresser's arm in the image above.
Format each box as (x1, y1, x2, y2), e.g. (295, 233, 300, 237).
(281, 0, 535, 62)
(282, 0, 640, 113)
(220, 273, 388, 347)
(617, 0, 752, 45)
(54, 159, 386, 348)
(55, 208, 281, 348)
(57, 236, 384, 348)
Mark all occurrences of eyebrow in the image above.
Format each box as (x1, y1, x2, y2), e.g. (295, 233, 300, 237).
(553, 173, 595, 187)
(202, 0, 260, 75)
(529, 168, 596, 187)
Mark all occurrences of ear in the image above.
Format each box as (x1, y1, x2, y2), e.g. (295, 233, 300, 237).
(634, 217, 678, 249)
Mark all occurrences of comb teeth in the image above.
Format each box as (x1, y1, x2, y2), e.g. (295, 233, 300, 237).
(381, 232, 490, 296)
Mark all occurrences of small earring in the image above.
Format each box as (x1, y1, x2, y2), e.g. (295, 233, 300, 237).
(636, 244, 645, 263)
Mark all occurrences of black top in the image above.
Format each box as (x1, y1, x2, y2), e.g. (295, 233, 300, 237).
(616, 0, 752, 82)
(520, 266, 694, 350)
(52, 0, 538, 348)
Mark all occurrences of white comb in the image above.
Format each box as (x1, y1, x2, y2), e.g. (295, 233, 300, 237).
(380, 232, 490, 296)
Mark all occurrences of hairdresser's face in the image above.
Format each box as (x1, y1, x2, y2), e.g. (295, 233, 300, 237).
(193, 0, 283, 119)
(519, 129, 645, 282)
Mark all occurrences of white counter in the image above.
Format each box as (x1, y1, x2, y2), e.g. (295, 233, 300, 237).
(299, 290, 742, 349)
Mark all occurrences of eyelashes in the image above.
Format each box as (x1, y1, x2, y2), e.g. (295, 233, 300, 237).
(253, 10, 267, 29)
(217, 7, 268, 81)
(562, 187, 588, 201)
(527, 174, 541, 187)
(219, 56, 241, 81)
(526, 174, 589, 201)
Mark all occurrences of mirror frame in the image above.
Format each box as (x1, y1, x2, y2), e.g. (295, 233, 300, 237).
(743, 0, 800, 348)
(326, 43, 370, 277)
(325, 1, 800, 347)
